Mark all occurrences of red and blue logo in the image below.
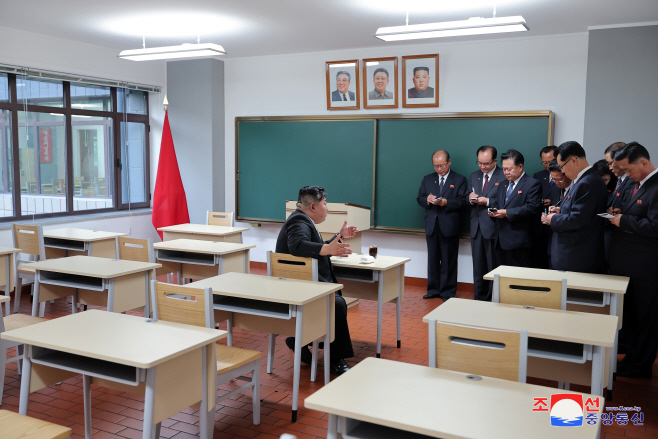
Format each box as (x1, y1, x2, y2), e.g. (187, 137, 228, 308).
(550, 394, 584, 427)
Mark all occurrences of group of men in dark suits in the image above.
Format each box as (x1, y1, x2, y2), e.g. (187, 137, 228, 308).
(417, 141, 658, 378)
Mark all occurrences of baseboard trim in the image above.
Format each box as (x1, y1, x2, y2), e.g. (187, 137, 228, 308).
(249, 261, 474, 292)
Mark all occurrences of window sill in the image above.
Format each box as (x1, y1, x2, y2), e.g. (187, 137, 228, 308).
(0, 208, 152, 230)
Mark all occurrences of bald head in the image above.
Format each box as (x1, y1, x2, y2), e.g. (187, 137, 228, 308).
(432, 150, 451, 176)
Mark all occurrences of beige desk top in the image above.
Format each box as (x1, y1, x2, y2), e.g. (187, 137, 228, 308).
(153, 239, 255, 255)
(305, 357, 601, 439)
(1, 310, 225, 368)
(484, 265, 629, 295)
(423, 298, 617, 347)
(25, 256, 161, 279)
(186, 272, 341, 306)
(330, 253, 410, 271)
(44, 228, 127, 242)
(0, 246, 20, 255)
(0, 296, 8, 304)
(157, 223, 249, 236)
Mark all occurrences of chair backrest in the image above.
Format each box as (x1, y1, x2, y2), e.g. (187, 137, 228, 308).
(267, 251, 318, 281)
(206, 211, 235, 227)
(41, 185, 56, 195)
(433, 322, 528, 382)
(117, 237, 154, 263)
(12, 223, 45, 259)
(493, 274, 566, 310)
(151, 280, 214, 329)
(81, 188, 96, 197)
(53, 178, 65, 194)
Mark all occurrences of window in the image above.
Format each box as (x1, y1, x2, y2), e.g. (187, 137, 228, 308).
(0, 71, 152, 220)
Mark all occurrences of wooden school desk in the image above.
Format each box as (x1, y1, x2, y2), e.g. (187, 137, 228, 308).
(0, 247, 19, 315)
(423, 298, 618, 396)
(153, 239, 254, 281)
(43, 228, 126, 259)
(484, 265, 629, 396)
(158, 223, 249, 243)
(184, 272, 339, 422)
(2, 310, 224, 439)
(25, 256, 160, 317)
(330, 253, 410, 357)
(305, 357, 602, 439)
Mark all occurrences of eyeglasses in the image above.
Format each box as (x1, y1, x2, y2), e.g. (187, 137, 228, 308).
(557, 156, 573, 172)
(434, 163, 449, 169)
(541, 161, 552, 166)
(606, 160, 614, 166)
(476, 160, 495, 166)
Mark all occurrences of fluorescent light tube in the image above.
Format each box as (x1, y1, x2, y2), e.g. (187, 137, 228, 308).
(119, 43, 226, 61)
(375, 16, 528, 41)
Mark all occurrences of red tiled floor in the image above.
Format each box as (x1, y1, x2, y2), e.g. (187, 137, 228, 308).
(2, 268, 657, 439)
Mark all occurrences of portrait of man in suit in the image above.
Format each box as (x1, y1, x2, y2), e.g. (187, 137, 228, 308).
(408, 66, 435, 99)
(368, 67, 393, 100)
(331, 71, 356, 102)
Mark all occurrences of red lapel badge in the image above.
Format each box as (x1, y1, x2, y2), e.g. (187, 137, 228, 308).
(495, 182, 499, 186)
(517, 190, 522, 194)
(450, 185, 454, 188)
(616, 193, 620, 197)
(637, 199, 643, 204)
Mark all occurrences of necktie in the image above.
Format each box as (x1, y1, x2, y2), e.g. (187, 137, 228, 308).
(632, 182, 640, 198)
(482, 174, 489, 193)
(342, 94, 347, 101)
(549, 179, 554, 187)
(560, 188, 566, 201)
(505, 181, 515, 203)
(439, 177, 445, 195)
(614, 178, 622, 193)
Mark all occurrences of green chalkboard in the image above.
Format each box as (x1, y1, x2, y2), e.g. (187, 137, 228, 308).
(374, 117, 551, 232)
(237, 120, 375, 222)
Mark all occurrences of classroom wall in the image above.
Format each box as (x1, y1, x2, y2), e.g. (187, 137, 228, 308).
(584, 24, 658, 154)
(223, 33, 590, 280)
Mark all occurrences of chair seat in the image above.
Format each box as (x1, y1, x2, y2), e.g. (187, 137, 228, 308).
(0, 409, 71, 439)
(216, 345, 261, 375)
(5, 314, 47, 331)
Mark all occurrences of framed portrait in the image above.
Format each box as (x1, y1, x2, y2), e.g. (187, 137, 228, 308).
(362, 57, 398, 109)
(402, 54, 439, 108)
(326, 59, 360, 110)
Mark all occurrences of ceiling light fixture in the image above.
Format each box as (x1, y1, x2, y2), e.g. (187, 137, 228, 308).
(376, 16, 528, 41)
(120, 35, 226, 61)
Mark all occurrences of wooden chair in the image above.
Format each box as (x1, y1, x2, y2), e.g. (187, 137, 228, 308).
(0, 297, 48, 406)
(73, 177, 83, 196)
(206, 211, 235, 227)
(151, 281, 261, 425)
(115, 236, 157, 316)
(41, 184, 55, 195)
(81, 188, 96, 197)
(266, 251, 324, 381)
(0, 409, 71, 439)
(52, 178, 65, 194)
(432, 321, 528, 382)
(493, 274, 567, 310)
(12, 224, 49, 316)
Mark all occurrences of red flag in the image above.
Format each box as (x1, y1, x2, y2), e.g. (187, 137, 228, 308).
(152, 111, 189, 239)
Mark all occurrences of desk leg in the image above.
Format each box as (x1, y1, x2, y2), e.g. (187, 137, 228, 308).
(107, 279, 115, 313)
(199, 344, 214, 439)
(18, 345, 32, 415)
(292, 305, 304, 423)
(327, 414, 338, 439)
(428, 319, 437, 368)
(607, 329, 618, 401)
(610, 294, 620, 379)
(396, 266, 402, 349)
(31, 275, 40, 317)
(82, 375, 92, 439)
(376, 272, 384, 358)
(4, 254, 10, 316)
(267, 334, 276, 373)
(310, 341, 318, 382)
(143, 272, 150, 318)
(591, 345, 604, 397)
(143, 366, 156, 439)
(325, 294, 331, 385)
(227, 313, 233, 347)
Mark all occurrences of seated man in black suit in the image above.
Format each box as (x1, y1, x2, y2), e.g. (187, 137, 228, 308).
(608, 142, 658, 378)
(543, 141, 608, 273)
(488, 149, 542, 267)
(275, 185, 357, 376)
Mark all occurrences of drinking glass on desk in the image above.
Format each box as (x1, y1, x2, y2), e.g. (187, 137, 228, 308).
(369, 245, 378, 258)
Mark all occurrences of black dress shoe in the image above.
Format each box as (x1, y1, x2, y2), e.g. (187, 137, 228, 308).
(423, 293, 442, 299)
(616, 363, 652, 378)
(285, 337, 312, 365)
(329, 359, 351, 376)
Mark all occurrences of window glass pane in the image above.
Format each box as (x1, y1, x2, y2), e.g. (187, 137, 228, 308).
(70, 82, 112, 112)
(120, 121, 146, 204)
(0, 73, 8, 103)
(73, 116, 114, 211)
(16, 77, 64, 108)
(18, 112, 66, 215)
(117, 89, 147, 115)
(0, 110, 13, 216)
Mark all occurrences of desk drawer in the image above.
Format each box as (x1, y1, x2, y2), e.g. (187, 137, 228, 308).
(157, 249, 216, 266)
(528, 337, 589, 364)
(39, 270, 105, 291)
(567, 289, 608, 307)
(44, 237, 87, 252)
(342, 417, 433, 439)
(213, 296, 293, 319)
(333, 266, 378, 283)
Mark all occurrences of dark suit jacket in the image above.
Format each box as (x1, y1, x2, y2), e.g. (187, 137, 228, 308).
(609, 173, 658, 280)
(469, 167, 506, 240)
(544, 183, 564, 256)
(275, 209, 339, 288)
(533, 169, 553, 200)
(417, 171, 468, 237)
(331, 90, 356, 102)
(608, 176, 635, 210)
(489, 174, 542, 250)
(550, 168, 608, 273)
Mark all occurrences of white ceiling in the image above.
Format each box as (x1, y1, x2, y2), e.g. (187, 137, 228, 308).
(1, 0, 657, 58)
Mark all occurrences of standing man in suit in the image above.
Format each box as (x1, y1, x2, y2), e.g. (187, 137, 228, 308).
(608, 142, 658, 378)
(604, 142, 633, 261)
(417, 150, 468, 300)
(275, 186, 357, 376)
(468, 145, 506, 301)
(543, 141, 608, 273)
(331, 71, 355, 101)
(533, 146, 558, 207)
(488, 149, 542, 267)
(545, 159, 573, 268)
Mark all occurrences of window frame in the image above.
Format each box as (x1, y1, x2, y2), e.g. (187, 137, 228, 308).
(0, 73, 151, 221)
